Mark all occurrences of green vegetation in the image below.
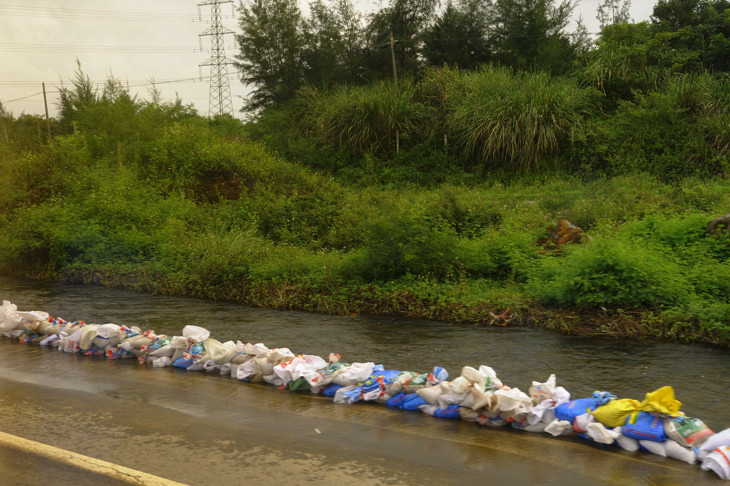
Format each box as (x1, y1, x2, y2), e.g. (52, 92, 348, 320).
(1, 0, 730, 345)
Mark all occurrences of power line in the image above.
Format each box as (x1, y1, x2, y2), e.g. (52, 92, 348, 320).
(0, 4, 198, 22)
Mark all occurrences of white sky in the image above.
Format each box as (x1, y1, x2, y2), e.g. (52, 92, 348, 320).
(1, 1, 655, 119)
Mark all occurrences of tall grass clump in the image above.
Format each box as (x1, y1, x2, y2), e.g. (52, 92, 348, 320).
(442, 66, 595, 171)
(300, 80, 436, 157)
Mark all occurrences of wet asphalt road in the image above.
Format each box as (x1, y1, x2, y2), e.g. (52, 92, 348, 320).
(0, 340, 723, 486)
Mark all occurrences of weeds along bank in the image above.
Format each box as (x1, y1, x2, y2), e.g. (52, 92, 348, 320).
(0, 67, 729, 346)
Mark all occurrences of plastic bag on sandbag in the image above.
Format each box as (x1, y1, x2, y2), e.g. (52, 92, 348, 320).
(470, 384, 491, 411)
(427, 367, 449, 385)
(385, 371, 419, 395)
(702, 446, 730, 479)
(510, 416, 548, 433)
(699, 428, 730, 460)
(205, 339, 239, 365)
(544, 419, 574, 437)
(63, 328, 84, 353)
(489, 387, 531, 416)
(476, 413, 507, 428)
(288, 376, 311, 392)
(437, 391, 469, 409)
(459, 407, 481, 422)
(40, 334, 60, 346)
(242, 342, 269, 357)
(333, 385, 362, 404)
(0, 301, 20, 332)
(333, 362, 376, 387)
(639, 386, 682, 418)
(529, 374, 557, 405)
(262, 373, 284, 386)
(585, 422, 620, 445)
(527, 386, 571, 426)
(622, 411, 666, 442)
(78, 325, 99, 351)
(664, 416, 714, 448)
(274, 355, 328, 387)
(574, 413, 595, 433)
(151, 356, 172, 368)
(182, 325, 209, 343)
(361, 388, 382, 402)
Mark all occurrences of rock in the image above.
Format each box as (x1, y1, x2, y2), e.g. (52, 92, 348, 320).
(707, 214, 730, 235)
(538, 219, 590, 249)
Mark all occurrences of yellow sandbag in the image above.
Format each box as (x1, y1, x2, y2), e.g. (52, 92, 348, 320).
(639, 386, 682, 417)
(591, 398, 641, 427)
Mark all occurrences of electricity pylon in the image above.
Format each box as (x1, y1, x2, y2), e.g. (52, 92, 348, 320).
(198, 0, 234, 117)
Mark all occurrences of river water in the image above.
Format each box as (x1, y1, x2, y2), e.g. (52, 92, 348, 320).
(0, 274, 728, 431)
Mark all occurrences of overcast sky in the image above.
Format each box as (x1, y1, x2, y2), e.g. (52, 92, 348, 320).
(1, 1, 655, 119)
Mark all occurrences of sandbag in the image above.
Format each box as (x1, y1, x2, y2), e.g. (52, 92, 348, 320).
(622, 412, 666, 442)
(555, 397, 599, 424)
(591, 398, 642, 428)
(702, 446, 730, 479)
(664, 416, 714, 448)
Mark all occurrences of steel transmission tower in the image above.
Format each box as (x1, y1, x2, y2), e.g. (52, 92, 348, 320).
(198, 0, 235, 117)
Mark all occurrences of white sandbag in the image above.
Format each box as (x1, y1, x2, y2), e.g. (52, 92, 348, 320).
(640, 440, 667, 457)
(448, 376, 471, 395)
(63, 328, 83, 353)
(527, 386, 571, 425)
(418, 404, 439, 416)
(171, 336, 189, 349)
(470, 385, 491, 411)
(614, 427, 640, 452)
(437, 391, 469, 409)
(333, 385, 362, 404)
(702, 446, 730, 480)
(461, 366, 487, 389)
(699, 428, 730, 459)
(182, 325, 209, 343)
(39, 334, 60, 346)
(417, 384, 446, 405)
(476, 413, 507, 428)
(205, 339, 238, 365)
(665, 439, 696, 464)
(459, 408, 481, 422)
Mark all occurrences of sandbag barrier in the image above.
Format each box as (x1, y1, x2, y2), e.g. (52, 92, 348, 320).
(2, 300, 730, 480)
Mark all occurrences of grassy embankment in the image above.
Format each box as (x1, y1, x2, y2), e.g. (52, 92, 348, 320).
(0, 66, 728, 345)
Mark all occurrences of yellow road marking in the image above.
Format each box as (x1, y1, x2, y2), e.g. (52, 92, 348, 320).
(0, 430, 189, 486)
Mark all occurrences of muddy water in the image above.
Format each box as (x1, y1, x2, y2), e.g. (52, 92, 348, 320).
(0, 274, 728, 430)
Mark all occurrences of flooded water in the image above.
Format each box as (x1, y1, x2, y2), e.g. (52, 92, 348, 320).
(0, 274, 728, 431)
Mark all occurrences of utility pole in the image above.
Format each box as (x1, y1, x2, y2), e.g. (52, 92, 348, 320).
(198, 0, 235, 117)
(389, 30, 399, 154)
(42, 82, 51, 140)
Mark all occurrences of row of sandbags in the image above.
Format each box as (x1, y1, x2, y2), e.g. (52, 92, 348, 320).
(1, 299, 730, 480)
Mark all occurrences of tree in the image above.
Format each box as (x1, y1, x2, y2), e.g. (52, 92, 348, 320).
(234, 0, 306, 112)
(650, 0, 730, 72)
(490, 0, 576, 74)
(421, 0, 494, 69)
(58, 58, 97, 129)
(301, 0, 366, 87)
(361, 0, 440, 82)
(597, 0, 632, 29)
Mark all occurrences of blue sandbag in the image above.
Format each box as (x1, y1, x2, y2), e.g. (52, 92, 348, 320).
(433, 404, 461, 419)
(622, 411, 667, 442)
(361, 370, 402, 393)
(555, 397, 599, 423)
(400, 393, 429, 411)
(173, 356, 193, 369)
(387, 392, 408, 407)
(321, 383, 343, 397)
